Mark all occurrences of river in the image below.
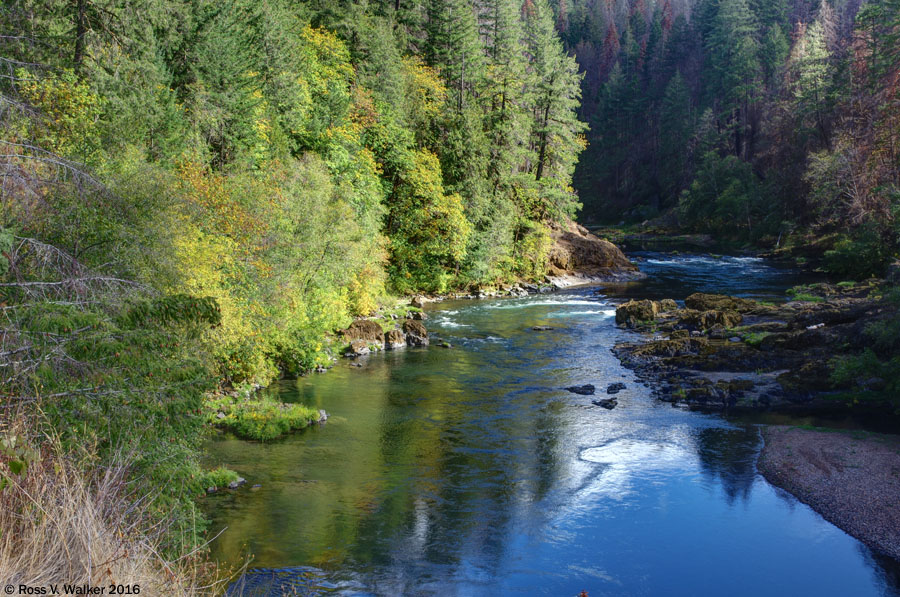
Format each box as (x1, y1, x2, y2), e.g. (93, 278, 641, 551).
(205, 253, 900, 596)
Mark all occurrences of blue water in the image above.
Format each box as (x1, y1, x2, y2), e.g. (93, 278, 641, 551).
(206, 253, 900, 596)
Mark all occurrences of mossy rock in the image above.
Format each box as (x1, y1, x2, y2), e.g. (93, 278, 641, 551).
(616, 300, 659, 324)
(343, 319, 386, 346)
(684, 293, 757, 313)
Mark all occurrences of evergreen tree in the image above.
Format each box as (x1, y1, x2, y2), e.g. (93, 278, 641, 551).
(706, 0, 762, 159)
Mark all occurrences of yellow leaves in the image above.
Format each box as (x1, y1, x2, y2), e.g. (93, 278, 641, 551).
(17, 69, 102, 159)
(176, 160, 266, 241)
(401, 56, 447, 126)
(301, 26, 354, 82)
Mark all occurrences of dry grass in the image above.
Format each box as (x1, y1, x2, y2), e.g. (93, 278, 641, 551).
(0, 418, 227, 596)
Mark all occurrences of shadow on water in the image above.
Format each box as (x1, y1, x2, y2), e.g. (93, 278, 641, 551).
(206, 252, 900, 596)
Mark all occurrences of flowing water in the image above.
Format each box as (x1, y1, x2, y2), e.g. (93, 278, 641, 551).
(205, 253, 900, 596)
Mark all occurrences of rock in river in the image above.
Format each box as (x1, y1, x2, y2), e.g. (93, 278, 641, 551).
(385, 328, 407, 350)
(592, 398, 618, 409)
(342, 319, 385, 349)
(344, 340, 370, 357)
(403, 319, 429, 346)
(615, 299, 659, 324)
(606, 382, 627, 394)
(565, 384, 595, 395)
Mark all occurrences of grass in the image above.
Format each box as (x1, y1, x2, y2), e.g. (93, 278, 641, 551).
(205, 394, 321, 441)
(0, 417, 226, 596)
(743, 331, 772, 347)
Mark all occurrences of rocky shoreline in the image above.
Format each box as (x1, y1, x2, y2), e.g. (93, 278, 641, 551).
(610, 280, 897, 412)
(338, 222, 645, 358)
(758, 425, 900, 561)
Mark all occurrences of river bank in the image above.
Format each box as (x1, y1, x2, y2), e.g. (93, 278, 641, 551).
(758, 425, 900, 561)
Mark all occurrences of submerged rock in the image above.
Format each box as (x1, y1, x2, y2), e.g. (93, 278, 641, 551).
(592, 398, 618, 409)
(532, 325, 555, 331)
(565, 384, 595, 395)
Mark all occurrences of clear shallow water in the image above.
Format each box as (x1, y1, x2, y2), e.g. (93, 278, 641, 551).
(205, 253, 900, 596)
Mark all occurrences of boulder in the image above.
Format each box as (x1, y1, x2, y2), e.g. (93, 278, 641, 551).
(684, 293, 757, 313)
(385, 329, 407, 350)
(227, 477, 247, 490)
(678, 309, 742, 330)
(606, 382, 627, 394)
(658, 299, 678, 312)
(592, 398, 618, 409)
(343, 319, 385, 348)
(615, 300, 659, 324)
(565, 384, 595, 395)
(533, 325, 555, 331)
(344, 340, 370, 357)
(403, 319, 429, 346)
(547, 220, 641, 279)
(707, 324, 728, 339)
(411, 310, 428, 320)
(632, 337, 708, 358)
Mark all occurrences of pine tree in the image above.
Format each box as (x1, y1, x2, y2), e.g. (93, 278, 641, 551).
(659, 70, 694, 204)
(525, 0, 586, 208)
(789, 17, 834, 149)
(706, 0, 762, 159)
(425, 0, 485, 113)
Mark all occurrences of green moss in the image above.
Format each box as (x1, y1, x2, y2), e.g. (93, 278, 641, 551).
(789, 293, 825, 303)
(743, 331, 772, 346)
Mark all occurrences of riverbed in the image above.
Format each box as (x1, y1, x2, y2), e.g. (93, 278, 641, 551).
(205, 253, 900, 596)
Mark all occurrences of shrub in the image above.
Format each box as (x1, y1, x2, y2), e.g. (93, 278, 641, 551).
(205, 394, 320, 441)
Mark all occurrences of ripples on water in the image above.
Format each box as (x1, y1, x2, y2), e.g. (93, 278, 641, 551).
(206, 253, 899, 596)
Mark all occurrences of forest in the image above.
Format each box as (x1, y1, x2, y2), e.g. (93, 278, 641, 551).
(564, 0, 900, 278)
(1, 0, 900, 592)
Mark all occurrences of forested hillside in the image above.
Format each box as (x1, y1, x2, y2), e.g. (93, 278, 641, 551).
(0, 0, 587, 576)
(2, 0, 585, 384)
(562, 0, 900, 276)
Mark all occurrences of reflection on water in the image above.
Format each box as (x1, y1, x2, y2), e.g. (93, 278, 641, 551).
(206, 254, 899, 596)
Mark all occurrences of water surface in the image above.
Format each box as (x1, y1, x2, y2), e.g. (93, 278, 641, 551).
(206, 253, 899, 596)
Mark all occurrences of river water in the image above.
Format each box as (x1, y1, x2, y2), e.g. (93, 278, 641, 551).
(205, 253, 900, 596)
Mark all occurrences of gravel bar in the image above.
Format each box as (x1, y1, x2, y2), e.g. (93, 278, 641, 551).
(758, 425, 900, 560)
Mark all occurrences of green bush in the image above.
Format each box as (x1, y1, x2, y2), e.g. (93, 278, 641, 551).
(200, 466, 240, 489)
(205, 394, 321, 441)
(823, 228, 893, 279)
